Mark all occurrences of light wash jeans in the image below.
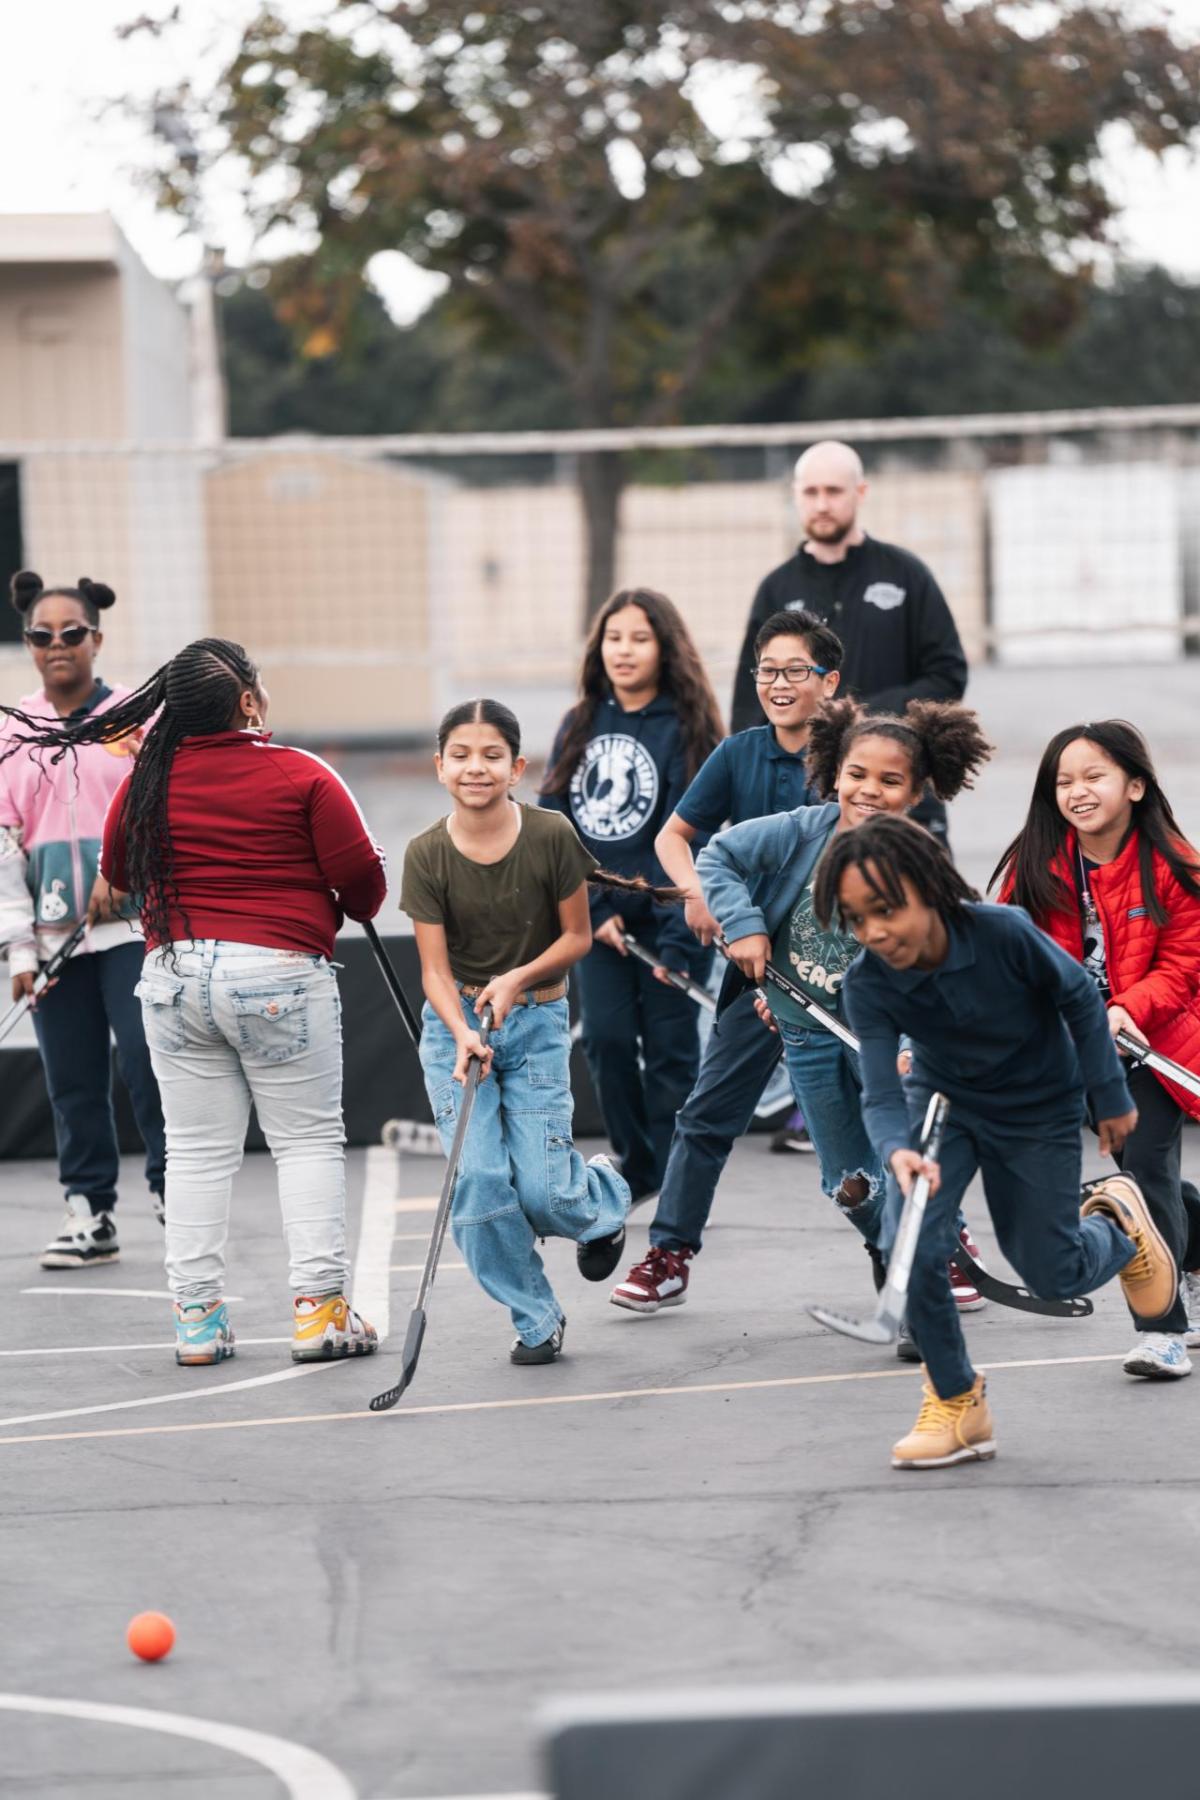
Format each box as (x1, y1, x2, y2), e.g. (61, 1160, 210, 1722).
(777, 1022, 888, 1249)
(419, 993, 630, 1346)
(136, 941, 348, 1307)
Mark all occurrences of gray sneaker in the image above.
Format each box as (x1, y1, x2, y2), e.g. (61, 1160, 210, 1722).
(1182, 1271, 1200, 1350)
(511, 1317, 566, 1365)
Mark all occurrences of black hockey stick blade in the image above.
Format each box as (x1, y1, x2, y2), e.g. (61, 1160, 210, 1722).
(950, 1243, 1093, 1318)
(621, 934, 717, 1012)
(368, 1307, 426, 1412)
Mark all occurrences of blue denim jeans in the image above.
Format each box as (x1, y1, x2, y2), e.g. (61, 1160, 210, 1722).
(890, 1098, 1135, 1398)
(777, 1023, 888, 1249)
(420, 993, 630, 1346)
(650, 987, 783, 1253)
(138, 941, 348, 1306)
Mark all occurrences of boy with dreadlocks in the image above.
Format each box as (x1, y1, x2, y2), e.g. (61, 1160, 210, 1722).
(814, 813, 1176, 1471)
(2, 636, 388, 1366)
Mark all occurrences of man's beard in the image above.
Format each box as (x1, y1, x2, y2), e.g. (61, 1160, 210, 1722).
(805, 514, 854, 545)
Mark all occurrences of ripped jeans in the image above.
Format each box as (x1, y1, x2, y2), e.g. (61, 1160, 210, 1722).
(777, 1023, 888, 1249)
(419, 994, 630, 1346)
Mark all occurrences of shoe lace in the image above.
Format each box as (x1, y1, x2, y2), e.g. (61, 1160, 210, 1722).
(913, 1382, 975, 1436)
(636, 1246, 687, 1279)
(1122, 1225, 1155, 1284)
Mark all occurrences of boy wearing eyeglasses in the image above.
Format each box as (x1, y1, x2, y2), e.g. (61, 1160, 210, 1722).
(0, 572, 165, 1269)
(610, 610, 842, 1313)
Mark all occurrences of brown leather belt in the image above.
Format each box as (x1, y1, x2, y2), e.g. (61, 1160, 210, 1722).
(458, 980, 567, 1007)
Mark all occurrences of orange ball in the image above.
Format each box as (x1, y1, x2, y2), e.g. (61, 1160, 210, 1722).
(126, 1611, 175, 1662)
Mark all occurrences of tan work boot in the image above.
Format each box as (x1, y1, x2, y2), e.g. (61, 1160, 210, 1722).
(1081, 1174, 1176, 1322)
(892, 1373, 996, 1470)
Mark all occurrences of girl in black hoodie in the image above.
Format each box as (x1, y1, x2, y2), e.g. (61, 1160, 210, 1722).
(541, 588, 724, 1201)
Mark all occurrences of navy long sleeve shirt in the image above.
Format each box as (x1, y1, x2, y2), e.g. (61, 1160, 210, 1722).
(841, 902, 1134, 1166)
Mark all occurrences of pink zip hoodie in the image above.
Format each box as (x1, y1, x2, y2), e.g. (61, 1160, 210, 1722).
(0, 683, 143, 975)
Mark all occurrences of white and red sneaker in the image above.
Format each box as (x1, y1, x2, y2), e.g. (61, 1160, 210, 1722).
(610, 1246, 694, 1314)
(949, 1224, 988, 1313)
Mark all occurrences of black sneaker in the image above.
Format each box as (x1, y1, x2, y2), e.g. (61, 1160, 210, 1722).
(40, 1197, 120, 1269)
(511, 1317, 566, 1365)
(770, 1125, 815, 1154)
(577, 1225, 626, 1282)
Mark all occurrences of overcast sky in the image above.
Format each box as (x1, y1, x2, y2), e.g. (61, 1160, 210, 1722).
(3, 0, 1200, 323)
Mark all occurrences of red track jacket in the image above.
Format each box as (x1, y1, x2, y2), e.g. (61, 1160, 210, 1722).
(1001, 828, 1200, 1120)
(101, 731, 387, 959)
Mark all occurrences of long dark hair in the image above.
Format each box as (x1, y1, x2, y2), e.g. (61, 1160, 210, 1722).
(989, 720, 1200, 927)
(540, 587, 724, 798)
(0, 638, 262, 950)
(813, 814, 979, 932)
(437, 697, 521, 758)
(806, 696, 993, 802)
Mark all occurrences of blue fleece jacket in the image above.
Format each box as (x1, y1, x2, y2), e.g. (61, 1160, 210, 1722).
(541, 692, 709, 975)
(842, 902, 1135, 1165)
(695, 801, 841, 1009)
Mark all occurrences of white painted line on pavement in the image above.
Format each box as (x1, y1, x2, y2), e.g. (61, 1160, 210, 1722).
(0, 1361, 332, 1430)
(21, 1288, 246, 1301)
(351, 1145, 399, 1343)
(389, 1261, 466, 1273)
(0, 1144, 401, 1425)
(394, 1196, 439, 1213)
(0, 1694, 355, 1800)
(0, 1348, 1132, 1448)
(0, 1338, 292, 1358)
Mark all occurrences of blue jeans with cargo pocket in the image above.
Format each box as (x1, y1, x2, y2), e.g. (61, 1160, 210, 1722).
(419, 993, 630, 1347)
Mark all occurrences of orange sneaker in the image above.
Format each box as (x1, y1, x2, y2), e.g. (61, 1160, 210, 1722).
(291, 1293, 378, 1362)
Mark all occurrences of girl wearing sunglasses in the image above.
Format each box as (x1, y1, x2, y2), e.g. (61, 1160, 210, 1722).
(0, 571, 166, 1269)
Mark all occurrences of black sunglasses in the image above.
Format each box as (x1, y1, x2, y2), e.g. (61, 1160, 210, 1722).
(23, 624, 96, 649)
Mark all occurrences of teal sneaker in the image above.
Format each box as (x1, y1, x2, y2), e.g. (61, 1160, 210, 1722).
(174, 1300, 236, 1366)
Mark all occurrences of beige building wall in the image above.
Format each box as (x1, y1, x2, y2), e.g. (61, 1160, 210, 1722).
(205, 449, 436, 736)
(0, 266, 126, 442)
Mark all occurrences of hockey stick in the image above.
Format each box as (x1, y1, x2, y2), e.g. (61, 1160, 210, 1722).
(1115, 1030, 1200, 1102)
(621, 933, 716, 1012)
(369, 1004, 494, 1412)
(0, 918, 88, 1046)
(807, 1092, 950, 1343)
(720, 937, 1091, 1319)
(363, 919, 423, 1049)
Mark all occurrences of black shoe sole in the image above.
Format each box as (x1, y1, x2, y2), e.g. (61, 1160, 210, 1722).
(577, 1226, 626, 1282)
(511, 1318, 566, 1364)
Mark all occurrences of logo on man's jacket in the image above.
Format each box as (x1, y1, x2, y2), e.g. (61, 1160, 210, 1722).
(863, 582, 906, 610)
(570, 735, 659, 841)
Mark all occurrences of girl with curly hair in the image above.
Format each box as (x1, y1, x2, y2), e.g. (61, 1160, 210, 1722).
(610, 694, 991, 1320)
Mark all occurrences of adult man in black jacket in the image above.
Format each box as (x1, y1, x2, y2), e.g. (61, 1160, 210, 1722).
(730, 440, 967, 842)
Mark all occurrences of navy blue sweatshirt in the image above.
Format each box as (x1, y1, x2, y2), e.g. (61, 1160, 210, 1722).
(541, 693, 709, 975)
(841, 902, 1134, 1166)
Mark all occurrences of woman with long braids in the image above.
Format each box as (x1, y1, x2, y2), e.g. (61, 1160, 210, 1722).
(540, 588, 724, 1203)
(0, 571, 165, 1268)
(1, 636, 387, 1366)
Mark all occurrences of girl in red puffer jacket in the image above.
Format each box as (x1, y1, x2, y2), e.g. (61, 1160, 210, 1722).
(992, 719, 1200, 1381)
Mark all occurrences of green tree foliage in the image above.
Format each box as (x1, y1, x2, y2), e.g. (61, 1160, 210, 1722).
(146, 0, 1200, 616)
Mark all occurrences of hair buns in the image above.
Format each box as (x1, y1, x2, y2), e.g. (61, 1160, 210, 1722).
(77, 577, 116, 611)
(9, 570, 44, 615)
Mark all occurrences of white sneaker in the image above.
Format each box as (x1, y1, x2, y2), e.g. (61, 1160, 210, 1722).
(40, 1195, 120, 1268)
(1122, 1332, 1192, 1380)
(1182, 1272, 1200, 1350)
